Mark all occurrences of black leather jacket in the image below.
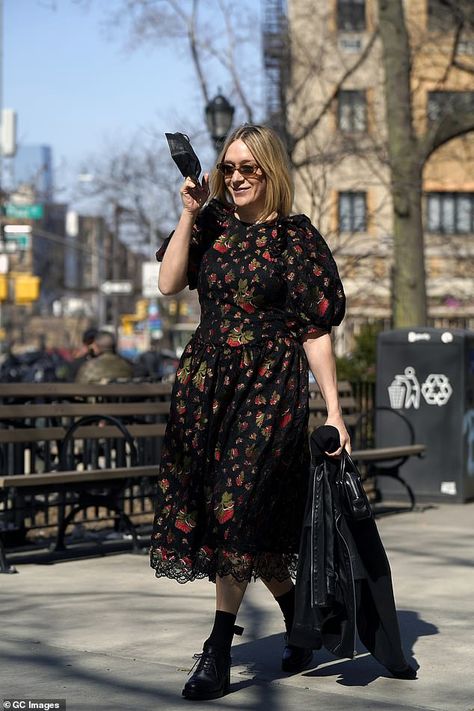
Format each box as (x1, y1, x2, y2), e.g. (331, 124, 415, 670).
(290, 426, 409, 673)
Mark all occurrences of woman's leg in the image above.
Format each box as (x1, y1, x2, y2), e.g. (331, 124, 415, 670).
(202, 574, 247, 651)
(262, 574, 313, 672)
(262, 576, 294, 598)
(182, 572, 248, 700)
(262, 576, 295, 635)
(216, 573, 249, 614)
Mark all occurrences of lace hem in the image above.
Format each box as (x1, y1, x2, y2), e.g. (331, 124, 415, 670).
(150, 544, 298, 584)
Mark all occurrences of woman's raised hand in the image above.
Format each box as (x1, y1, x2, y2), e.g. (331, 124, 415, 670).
(180, 174, 210, 215)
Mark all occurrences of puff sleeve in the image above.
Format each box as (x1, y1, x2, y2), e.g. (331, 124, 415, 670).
(155, 207, 209, 291)
(284, 215, 345, 341)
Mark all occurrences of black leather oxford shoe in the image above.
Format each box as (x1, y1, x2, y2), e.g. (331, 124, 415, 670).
(389, 664, 418, 680)
(281, 638, 314, 673)
(182, 644, 231, 700)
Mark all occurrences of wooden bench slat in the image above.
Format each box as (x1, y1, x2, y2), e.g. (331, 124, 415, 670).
(308, 380, 353, 393)
(309, 413, 359, 426)
(0, 447, 424, 487)
(0, 383, 173, 397)
(2, 400, 358, 419)
(0, 465, 158, 488)
(0, 423, 167, 443)
(0, 402, 170, 419)
(351, 444, 425, 461)
(308, 396, 358, 411)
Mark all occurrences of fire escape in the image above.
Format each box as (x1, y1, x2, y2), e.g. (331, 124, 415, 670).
(262, 0, 290, 149)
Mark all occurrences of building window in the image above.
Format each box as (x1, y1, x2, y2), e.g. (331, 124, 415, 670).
(458, 37, 474, 55)
(338, 37, 362, 52)
(427, 0, 474, 31)
(337, 0, 366, 32)
(338, 90, 367, 131)
(339, 192, 367, 232)
(428, 91, 474, 122)
(427, 193, 474, 234)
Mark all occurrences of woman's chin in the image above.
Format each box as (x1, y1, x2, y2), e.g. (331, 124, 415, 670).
(232, 194, 250, 205)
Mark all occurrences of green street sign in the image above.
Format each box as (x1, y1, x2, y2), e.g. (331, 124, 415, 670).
(5, 233, 31, 250)
(4, 204, 44, 220)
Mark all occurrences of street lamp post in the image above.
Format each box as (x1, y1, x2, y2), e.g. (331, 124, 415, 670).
(205, 93, 235, 153)
(112, 203, 126, 343)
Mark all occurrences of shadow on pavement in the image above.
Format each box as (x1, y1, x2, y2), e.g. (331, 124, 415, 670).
(231, 608, 438, 695)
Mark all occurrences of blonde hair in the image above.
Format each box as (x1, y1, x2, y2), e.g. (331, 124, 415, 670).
(209, 124, 294, 219)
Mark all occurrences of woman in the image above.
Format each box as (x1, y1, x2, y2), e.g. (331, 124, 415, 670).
(151, 124, 349, 700)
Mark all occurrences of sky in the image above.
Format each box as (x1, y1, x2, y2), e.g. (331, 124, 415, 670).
(3, 0, 263, 208)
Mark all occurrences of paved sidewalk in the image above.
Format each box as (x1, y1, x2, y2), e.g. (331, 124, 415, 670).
(1, 504, 473, 711)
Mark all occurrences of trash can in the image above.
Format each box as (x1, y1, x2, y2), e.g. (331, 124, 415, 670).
(375, 328, 474, 503)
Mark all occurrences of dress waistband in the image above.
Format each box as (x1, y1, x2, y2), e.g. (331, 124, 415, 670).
(193, 323, 298, 348)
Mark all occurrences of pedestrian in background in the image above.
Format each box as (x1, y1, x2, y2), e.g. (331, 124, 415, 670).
(75, 330, 133, 383)
(133, 336, 164, 380)
(151, 124, 348, 700)
(68, 327, 98, 381)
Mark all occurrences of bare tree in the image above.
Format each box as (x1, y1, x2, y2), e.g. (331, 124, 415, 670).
(75, 133, 185, 254)
(287, 0, 473, 328)
(78, 0, 261, 123)
(378, 0, 474, 326)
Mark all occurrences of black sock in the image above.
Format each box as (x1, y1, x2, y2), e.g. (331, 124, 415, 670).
(205, 610, 237, 654)
(275, 586, 295, 636)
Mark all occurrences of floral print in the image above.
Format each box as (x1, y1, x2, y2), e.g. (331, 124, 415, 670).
(150, 199, 345, 583)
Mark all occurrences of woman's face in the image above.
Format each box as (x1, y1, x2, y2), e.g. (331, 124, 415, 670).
(222, 139, 267, 220)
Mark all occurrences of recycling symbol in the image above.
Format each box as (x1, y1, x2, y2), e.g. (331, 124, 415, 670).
(421, 374, 453, 406)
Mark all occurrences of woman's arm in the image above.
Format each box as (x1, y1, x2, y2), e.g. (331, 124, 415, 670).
(302, 332, 351, 455)
(158, 175, 209, 296)
(158, 210, 197, 295)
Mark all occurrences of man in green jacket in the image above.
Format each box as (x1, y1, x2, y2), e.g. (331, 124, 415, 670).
(75, 331, 133, 383)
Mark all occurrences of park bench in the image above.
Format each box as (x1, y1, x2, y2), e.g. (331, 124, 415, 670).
(0, 382, 171, 573)
(0, 380, 425, 574)
(308, 380, 425, 508)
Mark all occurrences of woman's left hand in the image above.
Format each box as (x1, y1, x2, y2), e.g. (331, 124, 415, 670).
(324, 414, 351, 457)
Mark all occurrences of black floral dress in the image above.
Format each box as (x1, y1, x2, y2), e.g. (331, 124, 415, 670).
(150, 199, 345, 583)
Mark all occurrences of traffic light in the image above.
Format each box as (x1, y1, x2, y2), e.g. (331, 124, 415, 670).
(168, 299, 177, 316)
(0, 275, 7, 301)
(14, 275, 40, 304)
(135, 299, 148, 320)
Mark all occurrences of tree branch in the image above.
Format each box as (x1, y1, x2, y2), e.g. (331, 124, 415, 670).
(419, 110, 474, 162)
(291, 30, 379, 147)
(441, 23, 461, 81)
(452, 57, 474, 74)
(188, 0, 210, 104)
(217, 0, 254, 121)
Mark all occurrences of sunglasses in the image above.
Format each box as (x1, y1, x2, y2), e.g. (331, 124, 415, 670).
(216, 162, 263, 179)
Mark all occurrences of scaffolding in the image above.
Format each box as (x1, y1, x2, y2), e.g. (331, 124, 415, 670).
(262, 0, 290, 147)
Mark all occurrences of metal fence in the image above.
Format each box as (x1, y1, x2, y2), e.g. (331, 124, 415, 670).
(350, 380, 376, 447)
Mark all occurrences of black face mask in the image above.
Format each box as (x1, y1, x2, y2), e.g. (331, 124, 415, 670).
(165, 132, 202, 183)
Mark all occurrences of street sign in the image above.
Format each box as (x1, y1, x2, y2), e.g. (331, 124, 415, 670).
(6, 234, 30, 250)
(142, 261, 160, 298)
(0, 242, 17, 253)
(101, 280, 134, 295)
(3, 224, 32, 250)
(3, 204, 44, 220)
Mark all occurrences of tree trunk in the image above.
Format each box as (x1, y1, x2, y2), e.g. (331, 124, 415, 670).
(378, 0, 427, 327)
(391, 164, 427, 327)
